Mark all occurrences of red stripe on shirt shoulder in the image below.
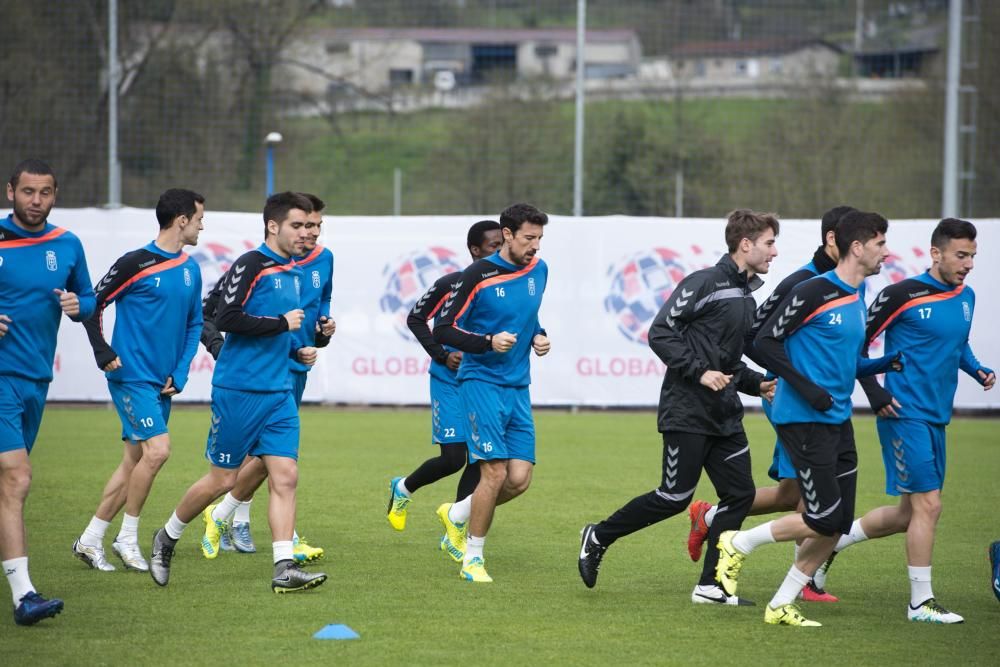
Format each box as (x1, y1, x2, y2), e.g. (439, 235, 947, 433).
(802, 293, 858, 323)
(450, 258, 539, 324)
(242, 262, 298, 306)
(0, 226, 68, 248)
(297, 245, 325, 266)
(104, 254, 190, 303)
(871, 284, 965, 339)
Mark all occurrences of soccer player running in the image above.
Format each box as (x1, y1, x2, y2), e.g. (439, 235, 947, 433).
(386, 220, 502, 545)
(201, 193, 334, 563)
(73, 189, 205, 574)
(0, 159, 96, 625)
(811, 218, 994, 624)
(717, 210, 901, 627)
(577, 210, 779, 604)
(432, 204, 549, 583)
(149, 192, 327, 593)
(687, 206, 855, 603)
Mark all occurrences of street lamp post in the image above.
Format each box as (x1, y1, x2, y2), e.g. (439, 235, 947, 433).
(265, 131, 283, 197)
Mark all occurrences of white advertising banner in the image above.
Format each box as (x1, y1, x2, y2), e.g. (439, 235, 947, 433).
(45, 209, 999, 410)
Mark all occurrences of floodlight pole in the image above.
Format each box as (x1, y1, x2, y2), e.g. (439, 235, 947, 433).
(107, 0, 121, 207)
(573, 0, 586, 218)
(942, 0, 962, 218)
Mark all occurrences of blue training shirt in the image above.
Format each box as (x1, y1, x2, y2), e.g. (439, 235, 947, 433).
(433, 252, 547, 388)
(83, 242, 203, 391)
(289, 244, 334, 374)
(864, 271, 989, 425)
(212, 244, 303, 393)
(755, 270, 895, 424)
(0, 214, 96, 382)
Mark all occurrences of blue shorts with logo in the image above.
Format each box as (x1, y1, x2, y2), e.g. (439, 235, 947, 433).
(108, 381, 171, 444)
(877, 418, 947, 495)
(205, 387, 299, 469)
(291, 370, 308, 408)
(0, 375, 49, 454)
(431, 376, 465, 446)
(459, 379, 535, 463)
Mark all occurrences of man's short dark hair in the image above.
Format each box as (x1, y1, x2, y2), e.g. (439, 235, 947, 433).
(263, 191, 313, 236)
(299, 193, 325, 213)
(835, 210, 888, 257)
(724, 209, 780, 253)
(155, 189, 205, 230)
(467, 219, 501, 251)
(931, 218, 976, 249)
(499, 203, 547, 235)
(820, 205, 856, 241)
(9, 158, 58, 189)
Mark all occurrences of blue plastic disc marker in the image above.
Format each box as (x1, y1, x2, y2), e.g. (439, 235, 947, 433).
(313, 624, 360, 640)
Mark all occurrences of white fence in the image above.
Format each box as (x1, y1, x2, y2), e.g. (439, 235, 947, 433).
(46, 209, 999, 410)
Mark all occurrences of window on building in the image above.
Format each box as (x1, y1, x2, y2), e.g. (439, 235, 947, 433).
(535, 44, 557, 58)
(389, 69, 414, 86)
(325, 42, 350, 55)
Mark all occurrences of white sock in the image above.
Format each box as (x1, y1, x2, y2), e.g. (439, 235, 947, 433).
(769, 565, 811, 608)
(212, 493, 242, 523)
(465, 535, 485, 563)
(908, 565, 933, 607)
(273, 540, 294, 564)
(234, 500, 252, 524)
(164, 512, 188, 540)
(116, 513, 140, 544)
(834, 518, 868, 553)
(449, 495, 472, 524)
(3, 557, 35, 606)
(705, 505, 718, 528)
(732, 522, 776, 554)
(80, 516, 110, 548)
(397, 477, 412, 497)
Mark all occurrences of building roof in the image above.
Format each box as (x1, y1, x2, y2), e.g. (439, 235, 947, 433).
(316, 27, 638, 45)
(671, 38, 841, 58)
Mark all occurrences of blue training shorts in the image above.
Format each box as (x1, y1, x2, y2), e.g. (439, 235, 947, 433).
(877, 418, 946, 495)
(108, 381, 171, 444)
(291, 370, 308, 408)
(431, 376, 465, 446)
(205, 387, 299, 469)
(0, 375, 49, 454)
(763, 400, 795, 481)
(459, 379, 535, 463)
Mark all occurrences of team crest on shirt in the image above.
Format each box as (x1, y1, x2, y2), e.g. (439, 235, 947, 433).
(45, 250, 58, 271)
(528, 277, 536, 296)
(312, 270, 320, 289)
(963, 301, 971, 322)
(183, 268, 192, 287)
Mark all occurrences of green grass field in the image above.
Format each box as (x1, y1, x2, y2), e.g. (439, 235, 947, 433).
(4, 407, 998, 664)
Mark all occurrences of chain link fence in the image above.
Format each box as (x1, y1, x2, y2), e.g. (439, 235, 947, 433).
(2, 0, 996, 218)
